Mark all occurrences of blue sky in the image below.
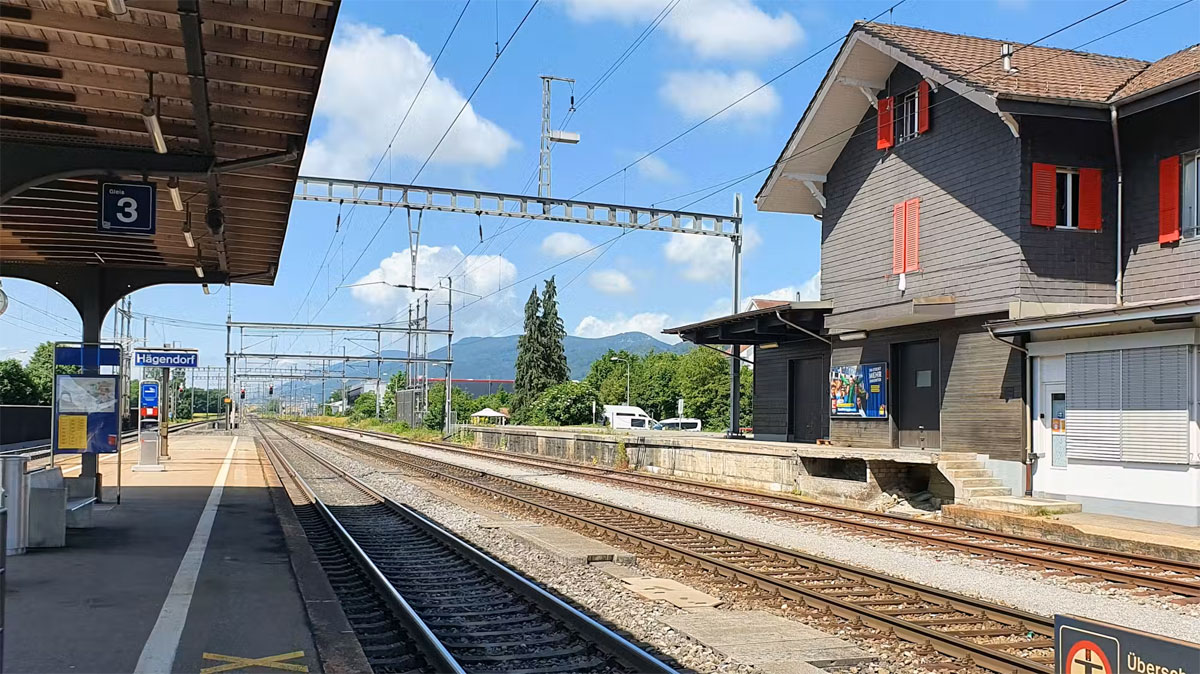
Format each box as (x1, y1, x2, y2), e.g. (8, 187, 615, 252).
(3, 0, 1198, 369)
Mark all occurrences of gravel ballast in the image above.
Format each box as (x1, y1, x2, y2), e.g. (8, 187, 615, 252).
(316, 428, 1200, 645)
(267, 428, 764, 674)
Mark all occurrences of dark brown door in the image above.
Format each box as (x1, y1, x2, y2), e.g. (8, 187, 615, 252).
(789, 356, 825, 443)
(895, 340, 940, 449)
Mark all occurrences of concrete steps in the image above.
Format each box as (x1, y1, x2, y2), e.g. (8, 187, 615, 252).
(935, 453, 1083, 515)
(935, 453, 1015, 502)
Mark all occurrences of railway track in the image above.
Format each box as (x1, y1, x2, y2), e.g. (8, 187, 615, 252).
(290, 422, 1067, 674)
(3, 419, 212, 464)
(257, 421, 676, 674)
(329, 424, 1200, 600)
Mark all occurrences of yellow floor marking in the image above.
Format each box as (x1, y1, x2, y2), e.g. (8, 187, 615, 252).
(200, 651, 308, 673)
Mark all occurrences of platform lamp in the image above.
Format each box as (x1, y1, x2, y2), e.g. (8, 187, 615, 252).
(141, 72, 167, 154)
(610, 356, 630, 406)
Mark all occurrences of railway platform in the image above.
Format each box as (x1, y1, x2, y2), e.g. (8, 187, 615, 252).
(3, 433, 342, 674)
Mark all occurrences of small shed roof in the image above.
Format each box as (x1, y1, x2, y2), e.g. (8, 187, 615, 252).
(471, 407, 508, 418)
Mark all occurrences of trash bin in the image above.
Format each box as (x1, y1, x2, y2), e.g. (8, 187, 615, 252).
(1, 455, 30, 556)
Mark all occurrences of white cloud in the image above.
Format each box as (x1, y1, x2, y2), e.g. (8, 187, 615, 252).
(662, 225, 761, 282)
(587, 269, 634, 295)
(301, 23, 517, 178)
(540, 232, 594, 258)
(635, 154, 680, 183)
(561, 0, 802, 60)
(573, 312, 678, 341)
(350, 245, 518, 337)
(660, 70, 780, 123)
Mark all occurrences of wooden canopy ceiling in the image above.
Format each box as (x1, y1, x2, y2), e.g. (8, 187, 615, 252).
(0, 0, 339, 284)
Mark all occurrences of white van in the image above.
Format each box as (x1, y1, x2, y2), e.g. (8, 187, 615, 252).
(653, 418, 703, 432)
(603, 405, 656, 430)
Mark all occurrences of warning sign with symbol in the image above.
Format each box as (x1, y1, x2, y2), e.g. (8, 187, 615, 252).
(1056, 615, 1199, 674)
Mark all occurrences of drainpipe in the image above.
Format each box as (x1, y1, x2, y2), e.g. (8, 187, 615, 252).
(986, 325, 1034, 497)
(774, 310, 831, 345)
(1110, 105, 1124, 306)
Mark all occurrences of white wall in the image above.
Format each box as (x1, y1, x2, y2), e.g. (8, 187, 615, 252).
(1029, 330, 1200, 524)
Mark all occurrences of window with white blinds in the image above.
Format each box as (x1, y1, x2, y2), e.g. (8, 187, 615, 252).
(1065, 345, 1192, 464)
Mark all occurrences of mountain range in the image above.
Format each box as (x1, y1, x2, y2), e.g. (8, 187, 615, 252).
(381, 331, 691, 381)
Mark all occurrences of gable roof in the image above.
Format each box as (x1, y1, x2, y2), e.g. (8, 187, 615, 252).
(860, 22, 1148, 105)
(1112, 43, 1200, 100)
(756, 22, 1200, 215)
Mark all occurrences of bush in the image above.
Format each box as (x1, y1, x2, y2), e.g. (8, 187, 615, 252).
(526, 381, 600, 426)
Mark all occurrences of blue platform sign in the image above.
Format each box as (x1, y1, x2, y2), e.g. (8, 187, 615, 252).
(140, 382, 159, 408)
(98, 181, 156, 234)
(134, 350, 198, 368)
(55, 345, 121, 368)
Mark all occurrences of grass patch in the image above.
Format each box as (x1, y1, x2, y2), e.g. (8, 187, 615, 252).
(291, 415, 445, 442)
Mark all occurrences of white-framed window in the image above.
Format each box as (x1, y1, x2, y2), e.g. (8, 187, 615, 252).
(1056, 167, 1081, 229)
(1183, 149, 1199, 239)
(895, 91, 919, 145)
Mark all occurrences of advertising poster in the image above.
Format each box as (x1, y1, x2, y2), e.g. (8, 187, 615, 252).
(830, 363, 888, 418)
(53, 374, 120, 454)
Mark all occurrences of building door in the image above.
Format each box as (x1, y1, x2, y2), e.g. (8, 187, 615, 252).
(895, 340, 940, 449)
(789, 356, 825, 442)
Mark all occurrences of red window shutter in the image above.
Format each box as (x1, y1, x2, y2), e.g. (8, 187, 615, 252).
(904, 198, 920, 272)
(877, 96, 894, 150)
(892, 202, 905, 274)
(1159, 156, 1181, 244)
(917, 81, 930, 134)
(1031, 162, 1057, 227)
(1078, 168, 1102, 230)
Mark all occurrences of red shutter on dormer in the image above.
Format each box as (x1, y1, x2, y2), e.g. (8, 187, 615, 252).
(1159, 156, 1181, 244)
(1031, 162, 1057, 227)
(892, 202, 905, 274)
(1078, 168, 1102, 230)
(877, 97, 894, 150)
(917, 81, 930, 134)
(904, 198, 920, 271)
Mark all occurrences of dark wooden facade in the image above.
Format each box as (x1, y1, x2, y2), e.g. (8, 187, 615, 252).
(753, 340, 830, 441)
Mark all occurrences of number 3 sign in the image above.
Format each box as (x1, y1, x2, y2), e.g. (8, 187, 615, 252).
(99, 181, 157, 234)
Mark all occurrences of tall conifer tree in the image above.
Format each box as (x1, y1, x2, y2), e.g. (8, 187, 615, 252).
(512, 287, 541, 414)
(539, 276, 569, 386)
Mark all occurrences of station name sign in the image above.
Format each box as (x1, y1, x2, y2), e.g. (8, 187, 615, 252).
(134, 350, 199, 368)
(1056, 615, 1199, 674)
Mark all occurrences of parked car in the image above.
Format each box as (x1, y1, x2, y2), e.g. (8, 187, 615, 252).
(652, 418, 703, 432)
(602, 405, 656, 430)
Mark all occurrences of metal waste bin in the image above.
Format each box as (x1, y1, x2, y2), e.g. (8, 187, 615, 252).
(1, 455, 29, 556)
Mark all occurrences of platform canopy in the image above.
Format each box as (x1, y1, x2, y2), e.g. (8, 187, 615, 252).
(0, 0, 339, 302)
(664, 301, 832, 346)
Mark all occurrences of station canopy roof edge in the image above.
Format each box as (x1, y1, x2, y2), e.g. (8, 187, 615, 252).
(0, 0, 340, 288)
(664, 301, 832, 346)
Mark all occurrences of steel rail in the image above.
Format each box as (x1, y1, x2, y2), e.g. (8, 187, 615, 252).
(262, 421, 677, 674)
(336, 425, 1200, 597)
(2, 419, 212, 462)
(256, 422, 464, 673)
(291, 422, 1058, 674)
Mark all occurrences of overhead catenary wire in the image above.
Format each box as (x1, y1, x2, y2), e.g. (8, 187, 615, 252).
(301, 1, 540, 329)
(446, 0, 1180, 330)
(287, 1, 473, 327)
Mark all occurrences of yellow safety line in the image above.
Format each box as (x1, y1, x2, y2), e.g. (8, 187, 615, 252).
(200, 650, 308, 673)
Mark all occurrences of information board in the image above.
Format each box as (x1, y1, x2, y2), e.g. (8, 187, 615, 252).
(141, 381, 159, 408)
(830, 363, 888, 419)
(98, 181, 156, 234)
(53, 374, 121, 454)
(1056, 614, 1199, 674)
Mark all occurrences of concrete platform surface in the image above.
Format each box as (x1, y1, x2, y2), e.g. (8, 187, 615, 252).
(944, 503, 1200, 564)
(665, 609, 873, 671)
(621, 577, 722, 608)
(4, 434, 320, 674)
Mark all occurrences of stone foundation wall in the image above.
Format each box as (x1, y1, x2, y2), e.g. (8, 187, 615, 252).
(464, 425, 944, 507)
